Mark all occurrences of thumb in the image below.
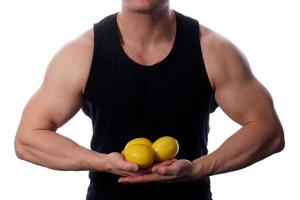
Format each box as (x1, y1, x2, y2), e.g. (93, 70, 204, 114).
(116, 154, 139, 172)
(124, 162, 139, 172)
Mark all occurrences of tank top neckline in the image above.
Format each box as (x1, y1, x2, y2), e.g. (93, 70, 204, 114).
(113, 10, 180, 71)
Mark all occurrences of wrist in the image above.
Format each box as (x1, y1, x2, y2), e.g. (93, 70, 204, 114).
(191, 155, 215, 179)
(84, 150, 108, 172)
(190, 159, 203, 180)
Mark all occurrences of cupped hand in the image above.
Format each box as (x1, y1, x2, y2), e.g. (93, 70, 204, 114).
(104, 152, 140, 176)
(118, 159, 198, 184)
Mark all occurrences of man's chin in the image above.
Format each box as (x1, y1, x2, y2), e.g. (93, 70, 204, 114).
(122, 0, 170, 15)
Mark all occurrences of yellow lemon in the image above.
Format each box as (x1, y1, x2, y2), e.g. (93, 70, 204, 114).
(123, 137, 152, 152)
(152, 136, 179, 161)
(123, 144, 154, 168)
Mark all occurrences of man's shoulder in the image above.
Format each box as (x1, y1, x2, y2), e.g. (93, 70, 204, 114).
(198, 24, 251, 89)
(44, 28, 95, 95)
(199, 24, 239, 59)
(66, 28, 94, 54)
(52, 28, 94, 69)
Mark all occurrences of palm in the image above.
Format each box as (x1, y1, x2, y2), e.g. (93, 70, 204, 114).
(118, 159, 196, 184)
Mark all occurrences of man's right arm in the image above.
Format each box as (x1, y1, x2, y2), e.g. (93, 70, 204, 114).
(14, 30, 138, 175)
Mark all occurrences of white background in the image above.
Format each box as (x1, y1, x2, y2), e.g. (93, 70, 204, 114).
(1, 0, 299, 199)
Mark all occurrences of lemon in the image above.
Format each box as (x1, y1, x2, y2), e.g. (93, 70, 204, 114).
(152, 136, 179, 161)
(123, 137, 152, 151)
(123, 144, 154, 168)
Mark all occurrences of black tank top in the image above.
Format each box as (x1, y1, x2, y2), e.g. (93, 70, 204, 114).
(82, 10, 218, 200)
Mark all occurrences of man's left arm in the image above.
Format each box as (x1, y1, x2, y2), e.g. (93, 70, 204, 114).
(191, 32, 285, 179)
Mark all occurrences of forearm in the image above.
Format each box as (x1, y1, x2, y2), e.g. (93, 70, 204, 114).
(192, 122, 284, 178)
(15, 129, 107, 171)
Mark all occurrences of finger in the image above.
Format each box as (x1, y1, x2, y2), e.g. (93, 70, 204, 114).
(118, 173, 158, 183)
(151, 158, 177, 172)
(137, 167, 153, 175)
(114, 158, 139, 172)
(124, 162, 139, 172)
(154, 158, 177, 166)
(152, 164, 179, 175)
(117, 170, 142, 177)
(118, 173, 174, 184)
(118, 168, 151, 177)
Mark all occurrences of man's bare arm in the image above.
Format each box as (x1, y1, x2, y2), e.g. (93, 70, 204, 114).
(14, 31, 105, 171)
(192, 27, 285, 178)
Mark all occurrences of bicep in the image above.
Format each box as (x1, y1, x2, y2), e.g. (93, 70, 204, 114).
(215, 75, 275, 126)
(209, 36, 277, 126)
(18, 36, 93, 132)
(20, 83, 82, 132)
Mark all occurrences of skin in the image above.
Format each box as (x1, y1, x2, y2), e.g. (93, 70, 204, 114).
(14, 0, 284, 186)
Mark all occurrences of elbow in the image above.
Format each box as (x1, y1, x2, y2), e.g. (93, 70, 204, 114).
(270, 126, 285, 154)
(275, 132, 285, 153)
(14, 131, 28, 160)
(14, 137, 25, 160)
(15, 142, 24, 160)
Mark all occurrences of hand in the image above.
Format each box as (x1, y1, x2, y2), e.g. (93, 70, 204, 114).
(103, 152, 140, 176)
(118, 159, 198, 184)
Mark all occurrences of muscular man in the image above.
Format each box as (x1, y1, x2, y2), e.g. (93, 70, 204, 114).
(14, 1, 285, 199)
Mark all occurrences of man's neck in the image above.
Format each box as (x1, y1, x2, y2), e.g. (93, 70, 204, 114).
(117, 7, 176, 46)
